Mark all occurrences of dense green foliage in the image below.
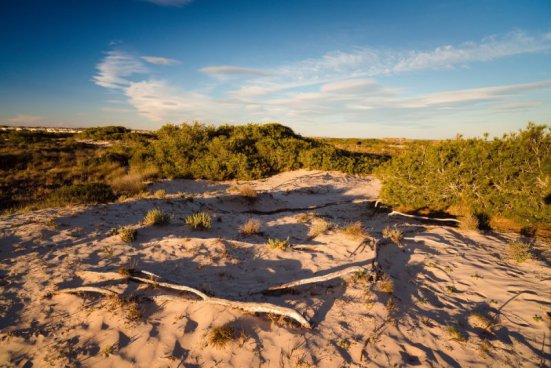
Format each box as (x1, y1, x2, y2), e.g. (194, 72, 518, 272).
(377, 124, 550, 227)
(77, 126, 150, 141)
(144, 123, 386, 180)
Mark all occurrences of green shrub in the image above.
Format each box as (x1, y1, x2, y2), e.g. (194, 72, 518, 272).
(377, 124, 551, 228)
(144, 208, 170, 226)
(185, 212, 212, 230)
(48, 183, 116, 206)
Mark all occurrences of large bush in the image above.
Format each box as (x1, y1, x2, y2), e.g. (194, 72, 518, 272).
(377, 124, 550, 227)
(147, 122, 386, 180)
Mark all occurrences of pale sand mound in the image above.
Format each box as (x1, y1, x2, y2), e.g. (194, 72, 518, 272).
(0, 170, 549, 367)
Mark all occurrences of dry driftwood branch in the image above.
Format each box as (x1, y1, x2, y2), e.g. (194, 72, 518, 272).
(55, 286, 119, 297)
(260, 265, 370, 293)
(388, 210, 460, 223)
(71, 269, 312, 328)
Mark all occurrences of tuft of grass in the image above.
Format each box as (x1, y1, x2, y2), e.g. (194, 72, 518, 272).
(468, 312, 494, 331)
(308, 218, 332, 238)
(207, 324, 236, 349)
(101, 344, 116, 357)
(185, 212, 212, 230)
(153, 189, 166, 198)
(296, 212, 317, 223)
(232, 185, 258, 199)
(144, 208, 170, 226)
(118, 227, 137, 243)
(377, 273, 394, 293)
(340, 221, 368, 239)
(267, 237, 291, 251)
(107, 295, 141, 321)
(447, 326, 467, 342)
(507, 241, 532, 263)
(337, 339, 351, 351)
(239, 218, 261, 235)
(382, 226, 404, 245)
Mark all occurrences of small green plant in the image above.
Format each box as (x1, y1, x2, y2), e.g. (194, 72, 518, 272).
(507, 241, 532, 263)
(447, 326, 466, 342)
(445, 285, 457, 294)
(308, 218, 332, 238)
(267, 237, 291, 251)
(144, 208, 170, 226)
(207, 324, 236, 349)
(382, 226, 403, 245)
(118, 227, 137, 243)
(240, 218, 261, 235)
(533, 315, 543, 322)
(470, 273, 483, 279)
(101, 344, 116, 357)
(185, 212, 212, 230)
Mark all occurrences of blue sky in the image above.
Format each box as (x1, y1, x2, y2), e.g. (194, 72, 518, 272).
(1, 0, 550, 138)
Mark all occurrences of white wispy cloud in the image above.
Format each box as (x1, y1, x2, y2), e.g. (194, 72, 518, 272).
(143, 0, 193, 7)
(94, 31, 551, 136)
(94, 50, 147, 89)
(231, 30, 551, 97)
(200, 66, 271, 79)
(142, 56, 179, 65)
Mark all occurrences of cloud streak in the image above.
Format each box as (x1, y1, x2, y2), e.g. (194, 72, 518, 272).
(142, 56, 179, 65)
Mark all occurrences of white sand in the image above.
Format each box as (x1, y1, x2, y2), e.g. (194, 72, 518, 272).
(0, 170, 549, 367)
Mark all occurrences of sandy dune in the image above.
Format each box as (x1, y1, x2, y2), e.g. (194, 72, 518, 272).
(0, 170, 549, 367)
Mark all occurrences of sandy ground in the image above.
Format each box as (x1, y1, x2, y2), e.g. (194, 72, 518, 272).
(0, 170, 549, 367)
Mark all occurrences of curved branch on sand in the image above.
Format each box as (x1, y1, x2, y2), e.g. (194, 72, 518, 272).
(388, 210, 460, 223)
(70, 269, 312, 329)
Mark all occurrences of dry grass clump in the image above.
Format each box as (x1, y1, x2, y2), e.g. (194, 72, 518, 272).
(144, 208, 170, 226)
(107, 295, 141, 321)
(296, 212, 317, 222)
(447, 326, 467, 342)
(382, 226, 403, 245)
(110, 173, 145, 196)
(207, 324, 236, 349)
(118, 227, 137, 243)
(152, 189, 166, 198)
(377, 273, 394, 293)
(267, 237, 291, 251)
(185, 212, 212, 230)
(308, 218, 332, 238)
(468, 312, 494, 331)
(507, 241, 532, 263)
(239, 218, 261, 235)
(233, 184, 258, 199)
(340, 221, 368, 239)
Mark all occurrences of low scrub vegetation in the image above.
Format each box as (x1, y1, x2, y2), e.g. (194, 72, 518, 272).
(377, 124, 550, 231)
(308, 218, 332, 238)
(382, 226, 404, 245)
(47, 183, 116, 207)
(185, 212, 212, 230)
(340, 221, 368, 239)
(144, 209, 170, 226)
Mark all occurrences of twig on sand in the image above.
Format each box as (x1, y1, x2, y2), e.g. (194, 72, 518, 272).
(388, 210, 460, 223)
(258, 265, 373, 294)
(55, 286, 120, 297)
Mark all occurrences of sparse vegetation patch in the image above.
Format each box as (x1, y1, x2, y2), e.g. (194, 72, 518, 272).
(185, 212, 212, 230)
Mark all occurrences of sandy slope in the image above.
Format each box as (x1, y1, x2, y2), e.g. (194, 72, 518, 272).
(0, 170, 549, 367)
